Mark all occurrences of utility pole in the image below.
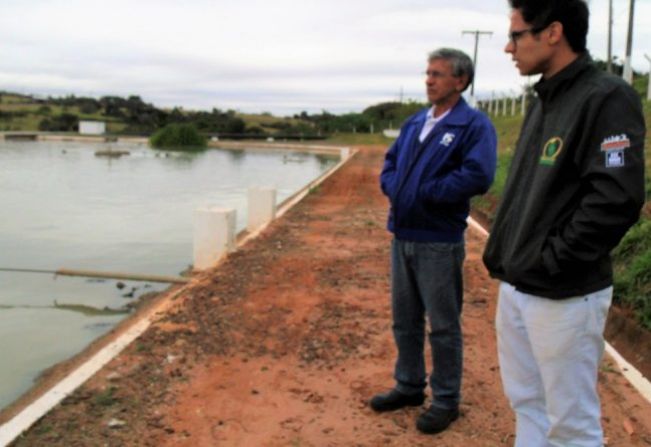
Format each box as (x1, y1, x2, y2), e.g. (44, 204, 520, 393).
(462, 30, 493, 105)
(645, 54, 651, 101)
(607, 0, 613, 73)
(623, 0, 635, 84)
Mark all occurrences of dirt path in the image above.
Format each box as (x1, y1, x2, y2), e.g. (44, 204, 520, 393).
(11, 146, 651, 446)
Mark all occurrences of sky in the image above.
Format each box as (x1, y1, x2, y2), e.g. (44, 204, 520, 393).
(1, 0, 650, 116)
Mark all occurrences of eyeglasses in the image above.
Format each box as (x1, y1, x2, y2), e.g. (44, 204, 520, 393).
(508, 26, 545, 46)
(424, 70, 455, 79)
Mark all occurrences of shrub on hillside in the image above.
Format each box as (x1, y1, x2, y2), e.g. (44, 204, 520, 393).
(149, 123, 206, 149)
(613, 219, 651, 330)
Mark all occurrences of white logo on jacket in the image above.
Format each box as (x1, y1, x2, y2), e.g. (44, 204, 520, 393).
(600, 133, 630, 152)
(440, 132, 455, 146)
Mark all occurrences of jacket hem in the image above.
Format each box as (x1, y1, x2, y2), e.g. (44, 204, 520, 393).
(391, 228, 464, 243)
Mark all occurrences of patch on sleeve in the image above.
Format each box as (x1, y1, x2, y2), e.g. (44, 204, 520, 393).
(605, 150, 625, 168)
(601, 134, 630, 168)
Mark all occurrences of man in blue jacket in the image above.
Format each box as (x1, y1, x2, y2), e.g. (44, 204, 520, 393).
(371, 47, 496, 434)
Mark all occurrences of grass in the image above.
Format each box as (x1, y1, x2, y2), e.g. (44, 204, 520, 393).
(0, 95, 125, 132)
(93, 386, 118, 407)
(325, 132, 394, 145)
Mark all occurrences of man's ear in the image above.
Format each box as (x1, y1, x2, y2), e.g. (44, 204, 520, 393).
(457, 75, 469, 92)
(547, 21, 564, 46)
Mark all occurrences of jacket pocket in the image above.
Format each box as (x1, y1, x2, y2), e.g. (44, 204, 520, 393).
(505, 234, 548, 281)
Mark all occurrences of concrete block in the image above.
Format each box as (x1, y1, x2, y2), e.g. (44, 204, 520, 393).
(247, 187, 276, 232)
(193, 207, 236, 270)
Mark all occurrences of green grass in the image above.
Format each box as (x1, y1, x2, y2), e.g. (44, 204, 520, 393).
(325, 132, 394, 145)
(0, 97, 126, 132)
(93, 386, 118, 407)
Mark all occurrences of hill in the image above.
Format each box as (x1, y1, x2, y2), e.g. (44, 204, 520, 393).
(0, 91, 424, 141)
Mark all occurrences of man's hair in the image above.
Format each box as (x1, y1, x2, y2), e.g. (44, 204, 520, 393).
(428, 48, 474, 92)
(508, 0, 589, 53)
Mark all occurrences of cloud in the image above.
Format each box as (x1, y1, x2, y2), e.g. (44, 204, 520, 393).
(1, 0, 648, 114)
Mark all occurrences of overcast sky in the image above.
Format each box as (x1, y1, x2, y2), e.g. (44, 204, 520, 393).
(1, 0, 649, 115)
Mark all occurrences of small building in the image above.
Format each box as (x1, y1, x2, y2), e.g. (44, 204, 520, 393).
(383, 129, 400, 139)
(79, 120, 106, 135)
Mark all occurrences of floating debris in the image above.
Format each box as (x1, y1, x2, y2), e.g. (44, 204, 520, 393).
(95, 148, 130, 158)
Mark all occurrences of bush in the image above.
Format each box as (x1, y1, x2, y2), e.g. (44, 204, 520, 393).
(38, 113, 78, 132)
(149, 123, 206, 150)
(613, 219, 651, 330)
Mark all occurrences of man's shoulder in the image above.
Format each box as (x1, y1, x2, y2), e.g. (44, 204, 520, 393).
(575, 65, 639, 99)
(463, 105, 495, 131)
(445, 98, 494, 129)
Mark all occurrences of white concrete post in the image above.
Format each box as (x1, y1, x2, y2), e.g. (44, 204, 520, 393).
(502, 95, 508, 116)
(193, 207, 236, 270)
(511, 95, 516, 116)
(247, 187, 276, 232)
(521, 93, 527, 116)
(645, 54, 651, 101)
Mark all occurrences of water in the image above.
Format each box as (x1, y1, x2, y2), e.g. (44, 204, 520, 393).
(0, 139, 338, 410)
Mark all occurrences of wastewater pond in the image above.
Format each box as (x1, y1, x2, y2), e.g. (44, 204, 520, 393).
(0, 139, 338, 410)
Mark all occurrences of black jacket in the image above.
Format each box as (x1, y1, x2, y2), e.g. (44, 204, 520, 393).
(483, 54, 646, 299)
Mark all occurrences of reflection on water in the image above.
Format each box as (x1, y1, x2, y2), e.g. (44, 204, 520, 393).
(0, 139, 338, 410)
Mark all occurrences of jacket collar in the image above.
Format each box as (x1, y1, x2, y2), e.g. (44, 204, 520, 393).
(414, 96, 474, 128)
(534, 52, 593, 102)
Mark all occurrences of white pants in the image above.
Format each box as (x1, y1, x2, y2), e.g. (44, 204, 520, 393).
(496, 282, 612, 447)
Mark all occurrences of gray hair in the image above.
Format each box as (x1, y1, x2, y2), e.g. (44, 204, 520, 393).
(428, 48, 474, 92)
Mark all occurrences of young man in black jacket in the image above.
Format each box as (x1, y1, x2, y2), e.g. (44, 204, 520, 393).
(483, 0, 646, 445)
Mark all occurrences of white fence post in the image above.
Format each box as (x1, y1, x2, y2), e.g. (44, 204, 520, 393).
(193, 207, 236, 270)
(247, 187, 276, 232)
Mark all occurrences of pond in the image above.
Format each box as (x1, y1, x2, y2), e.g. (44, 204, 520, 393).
(0, 139, 338, 410)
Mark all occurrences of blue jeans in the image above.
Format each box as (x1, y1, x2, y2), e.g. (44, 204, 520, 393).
(391, 238, 465, 410)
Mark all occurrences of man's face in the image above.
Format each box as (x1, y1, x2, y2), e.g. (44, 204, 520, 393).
(425, 58, 466, 106)
(505, 9, 551, 76)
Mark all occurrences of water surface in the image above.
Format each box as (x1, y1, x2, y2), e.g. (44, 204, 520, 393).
(0, 139, 337, 409)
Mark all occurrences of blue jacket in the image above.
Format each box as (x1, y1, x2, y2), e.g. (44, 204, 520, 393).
(380, 98, 497, 243)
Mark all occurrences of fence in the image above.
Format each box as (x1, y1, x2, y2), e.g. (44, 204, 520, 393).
(475, 93, 528, 117)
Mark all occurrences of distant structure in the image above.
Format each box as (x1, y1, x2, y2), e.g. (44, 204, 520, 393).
(383, 129, 400, 139)
(79, 120, 106, 135)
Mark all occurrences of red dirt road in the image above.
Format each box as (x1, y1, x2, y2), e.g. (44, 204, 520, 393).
(11, 146, 651, 446)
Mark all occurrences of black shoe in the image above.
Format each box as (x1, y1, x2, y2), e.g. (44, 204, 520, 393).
(416, 405, 459, 434)
(369, 389, 425, 412)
